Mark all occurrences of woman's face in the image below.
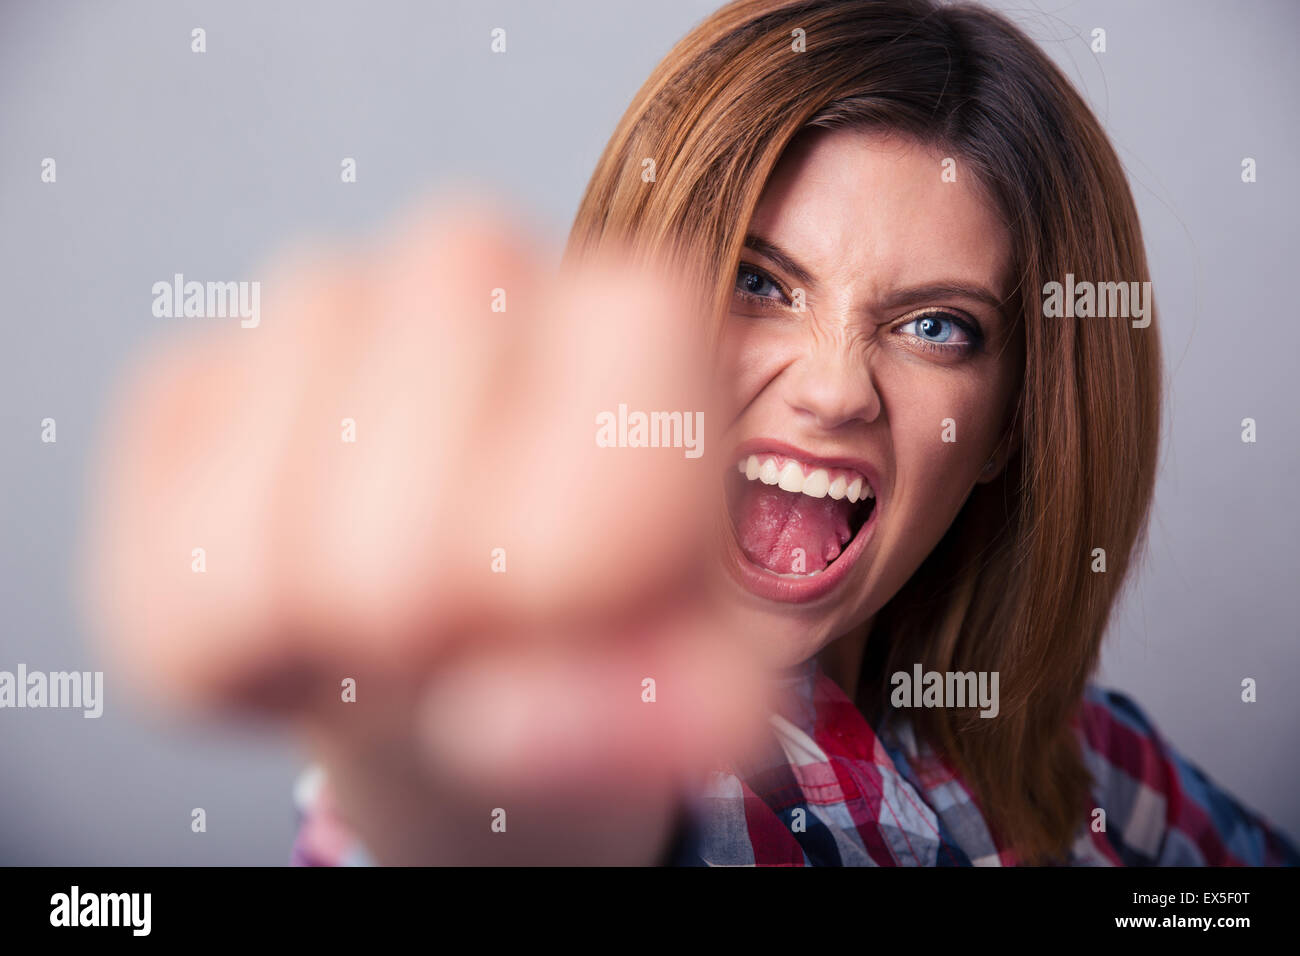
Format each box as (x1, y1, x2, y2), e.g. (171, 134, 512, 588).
(717, 127, 1022, 671)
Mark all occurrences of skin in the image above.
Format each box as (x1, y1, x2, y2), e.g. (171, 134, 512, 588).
(715, 127, 1024, 699)
(86, 199, 766, 865)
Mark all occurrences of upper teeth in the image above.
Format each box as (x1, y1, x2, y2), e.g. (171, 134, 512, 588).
(736, 455, 875, 503)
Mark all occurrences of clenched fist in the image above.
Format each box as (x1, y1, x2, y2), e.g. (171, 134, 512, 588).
(81, 192, 770, 865)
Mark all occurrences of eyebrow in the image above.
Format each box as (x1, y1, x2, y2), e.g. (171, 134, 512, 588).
(879, 283, 1008, 313)
(743, 233, 815, 287)
(741, 232, 1008, 314)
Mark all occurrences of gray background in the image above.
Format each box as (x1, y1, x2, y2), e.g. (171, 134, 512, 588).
(1, 0, 1296, 864)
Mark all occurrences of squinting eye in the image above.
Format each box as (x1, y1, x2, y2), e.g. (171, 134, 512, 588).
(735, 265, 784, 302)
(898, 311, 971, 346)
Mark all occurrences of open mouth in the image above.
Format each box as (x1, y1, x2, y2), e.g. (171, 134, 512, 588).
(725, 452, 878, 579)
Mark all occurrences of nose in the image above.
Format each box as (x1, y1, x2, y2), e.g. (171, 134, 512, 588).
(784, 336, 881, 431)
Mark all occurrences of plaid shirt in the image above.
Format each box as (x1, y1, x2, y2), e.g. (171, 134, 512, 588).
(291, 658, 1299, 866)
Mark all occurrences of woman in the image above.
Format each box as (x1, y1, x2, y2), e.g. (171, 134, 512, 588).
(89, 0, 1297, 866)
(294, 0, 1296, 866)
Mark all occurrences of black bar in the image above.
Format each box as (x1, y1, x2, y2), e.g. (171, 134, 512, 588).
(1, 865, 1294, 942)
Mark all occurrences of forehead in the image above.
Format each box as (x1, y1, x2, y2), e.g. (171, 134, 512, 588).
(748, 127, 1013, 298)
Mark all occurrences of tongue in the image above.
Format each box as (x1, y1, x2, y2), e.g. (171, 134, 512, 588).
(732, 481, 855, 574)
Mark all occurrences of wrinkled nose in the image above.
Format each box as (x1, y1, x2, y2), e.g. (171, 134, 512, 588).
(784, 339, 880, 431)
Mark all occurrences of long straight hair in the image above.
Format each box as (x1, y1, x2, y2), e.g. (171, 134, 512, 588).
(566, 0, 1162, 863)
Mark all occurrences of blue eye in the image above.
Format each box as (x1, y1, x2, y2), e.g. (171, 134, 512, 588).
(735, 265, 784, 302)
(898, 311, 972, 346)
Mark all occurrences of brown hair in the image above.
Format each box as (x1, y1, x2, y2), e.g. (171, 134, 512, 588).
(566, 0, 1162, 863)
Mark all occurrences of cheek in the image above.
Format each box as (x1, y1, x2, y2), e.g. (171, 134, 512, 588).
(716, 321, 789, 413)
(882, 368, 1006, 527)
